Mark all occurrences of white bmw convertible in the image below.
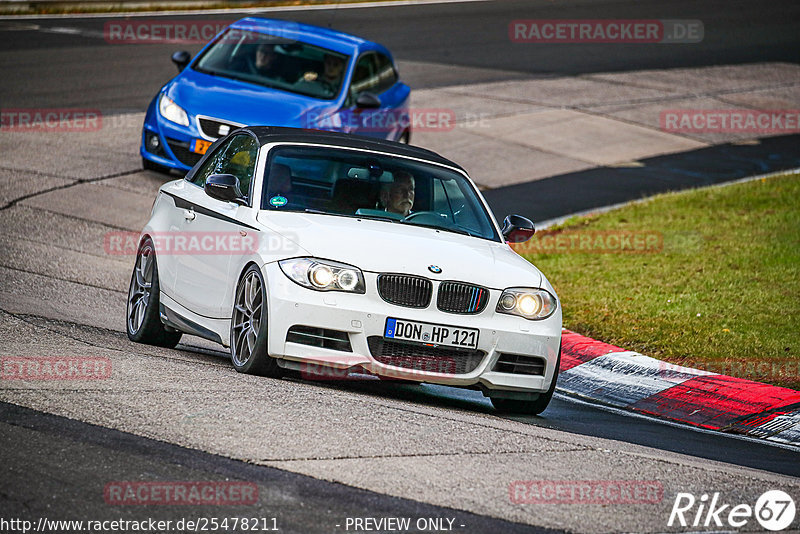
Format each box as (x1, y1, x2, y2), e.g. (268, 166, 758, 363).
(127, 127, 562, 413)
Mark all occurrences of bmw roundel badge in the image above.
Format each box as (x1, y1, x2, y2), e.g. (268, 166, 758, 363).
(428, 265, 442, 274)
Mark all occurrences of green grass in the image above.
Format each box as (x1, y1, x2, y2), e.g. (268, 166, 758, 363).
(516, 172, 800, 389)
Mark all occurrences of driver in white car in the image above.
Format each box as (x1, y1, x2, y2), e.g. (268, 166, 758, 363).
(380, 171, 415, 217)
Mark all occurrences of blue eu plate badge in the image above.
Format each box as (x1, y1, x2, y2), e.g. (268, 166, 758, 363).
(385, 318, 397, 338)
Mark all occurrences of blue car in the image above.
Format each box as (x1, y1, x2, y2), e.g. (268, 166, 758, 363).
(141, 17, 411, 173)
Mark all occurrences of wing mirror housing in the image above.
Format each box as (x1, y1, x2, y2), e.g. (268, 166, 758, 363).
(502, 214, 535, 243)
(204, 174, 246, 205)
(355, 92, 381, 109)
(171, 51, 191, 72)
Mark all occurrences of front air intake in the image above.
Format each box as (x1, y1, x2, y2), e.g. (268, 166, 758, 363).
(286, 325, 352, 352)
(492, 353, 546, 376)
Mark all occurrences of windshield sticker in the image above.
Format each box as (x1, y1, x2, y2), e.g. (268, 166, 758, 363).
(269, 196, 288, 207)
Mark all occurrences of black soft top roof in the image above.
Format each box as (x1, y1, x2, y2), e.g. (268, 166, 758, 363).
(245, 126, 466, 173)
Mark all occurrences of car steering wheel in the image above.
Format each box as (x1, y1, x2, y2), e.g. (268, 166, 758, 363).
(402, 211, 452, 224)
(402, 211, 433, 221)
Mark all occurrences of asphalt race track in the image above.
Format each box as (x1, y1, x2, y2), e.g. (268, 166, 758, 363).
(1, 1, 799, 533)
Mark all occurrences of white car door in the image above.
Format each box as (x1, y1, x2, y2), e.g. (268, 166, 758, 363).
(148, 180, 190, 298)
(173, 134, 260, 319)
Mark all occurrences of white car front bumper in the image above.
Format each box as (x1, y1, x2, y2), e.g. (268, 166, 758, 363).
(263, 263, 562, 394)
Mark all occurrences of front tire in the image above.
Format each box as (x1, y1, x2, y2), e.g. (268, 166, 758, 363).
(126, 237, 182, 348)
(491, 348, 561, 415)
(230, 265, 282, 378)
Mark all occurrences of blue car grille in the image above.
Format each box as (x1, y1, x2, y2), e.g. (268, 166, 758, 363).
(166, 138, 202, 168)
(198, 118, 237, 139)
(437, 282, 489, 314)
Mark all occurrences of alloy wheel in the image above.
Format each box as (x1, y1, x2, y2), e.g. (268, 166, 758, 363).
(231, 270, 263, 367)
(127, 244, 154, 335)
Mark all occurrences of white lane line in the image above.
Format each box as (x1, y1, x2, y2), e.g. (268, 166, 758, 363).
(0, 0, 492, 21)
(46, 26, 82, 33)
(38, 25, 106, 38)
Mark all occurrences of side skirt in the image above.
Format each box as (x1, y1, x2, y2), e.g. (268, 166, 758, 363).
(158, 293, 229, 347)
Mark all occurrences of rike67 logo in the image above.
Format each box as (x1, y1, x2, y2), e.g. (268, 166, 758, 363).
(668, 490, 796, 531)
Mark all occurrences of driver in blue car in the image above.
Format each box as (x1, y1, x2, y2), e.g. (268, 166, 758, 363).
(380, 171, 415, 217)
(236, 43, 288, 81)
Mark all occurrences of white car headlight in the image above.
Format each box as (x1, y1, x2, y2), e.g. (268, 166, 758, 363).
(279, 258, 365, 293)
(158, 93, 190, 126)
(496, 287, 557, 320)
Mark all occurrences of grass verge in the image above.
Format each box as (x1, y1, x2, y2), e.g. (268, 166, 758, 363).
(514, 172, 800, 390)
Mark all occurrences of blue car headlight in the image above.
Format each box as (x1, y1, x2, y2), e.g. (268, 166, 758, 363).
(158, 93, 190, 127)
(279, 258, 365, 293)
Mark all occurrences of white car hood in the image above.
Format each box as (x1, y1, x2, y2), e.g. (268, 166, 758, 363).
(257, 211, 542, 289)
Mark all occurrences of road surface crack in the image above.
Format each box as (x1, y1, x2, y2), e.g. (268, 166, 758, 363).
(0, 263, 125, 294)
(0, 167, 141, 211)
(0, 310, 230, 369)
(256, 448, 589, 463)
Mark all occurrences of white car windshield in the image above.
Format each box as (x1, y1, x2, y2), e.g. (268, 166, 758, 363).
(193, 29, 349, 100)
(260, 145, 500, 241)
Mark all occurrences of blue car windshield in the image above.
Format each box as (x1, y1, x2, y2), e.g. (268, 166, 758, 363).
(193, 29, 349, 100)
(260, 145, 501, 242)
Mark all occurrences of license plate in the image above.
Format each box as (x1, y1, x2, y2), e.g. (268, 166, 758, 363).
(190, 138, 212, 155)
(384, 318, 479, 350)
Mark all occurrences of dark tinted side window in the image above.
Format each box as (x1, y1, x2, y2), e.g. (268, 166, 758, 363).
(374, 53, 398, 94)
(190, 134, 259, 202)
(348, 54, 378, 105)
(191, 144, 226, 188)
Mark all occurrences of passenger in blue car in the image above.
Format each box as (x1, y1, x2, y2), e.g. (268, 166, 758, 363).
(247, 43, 289, 81)
(320, 54, 346, 87)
